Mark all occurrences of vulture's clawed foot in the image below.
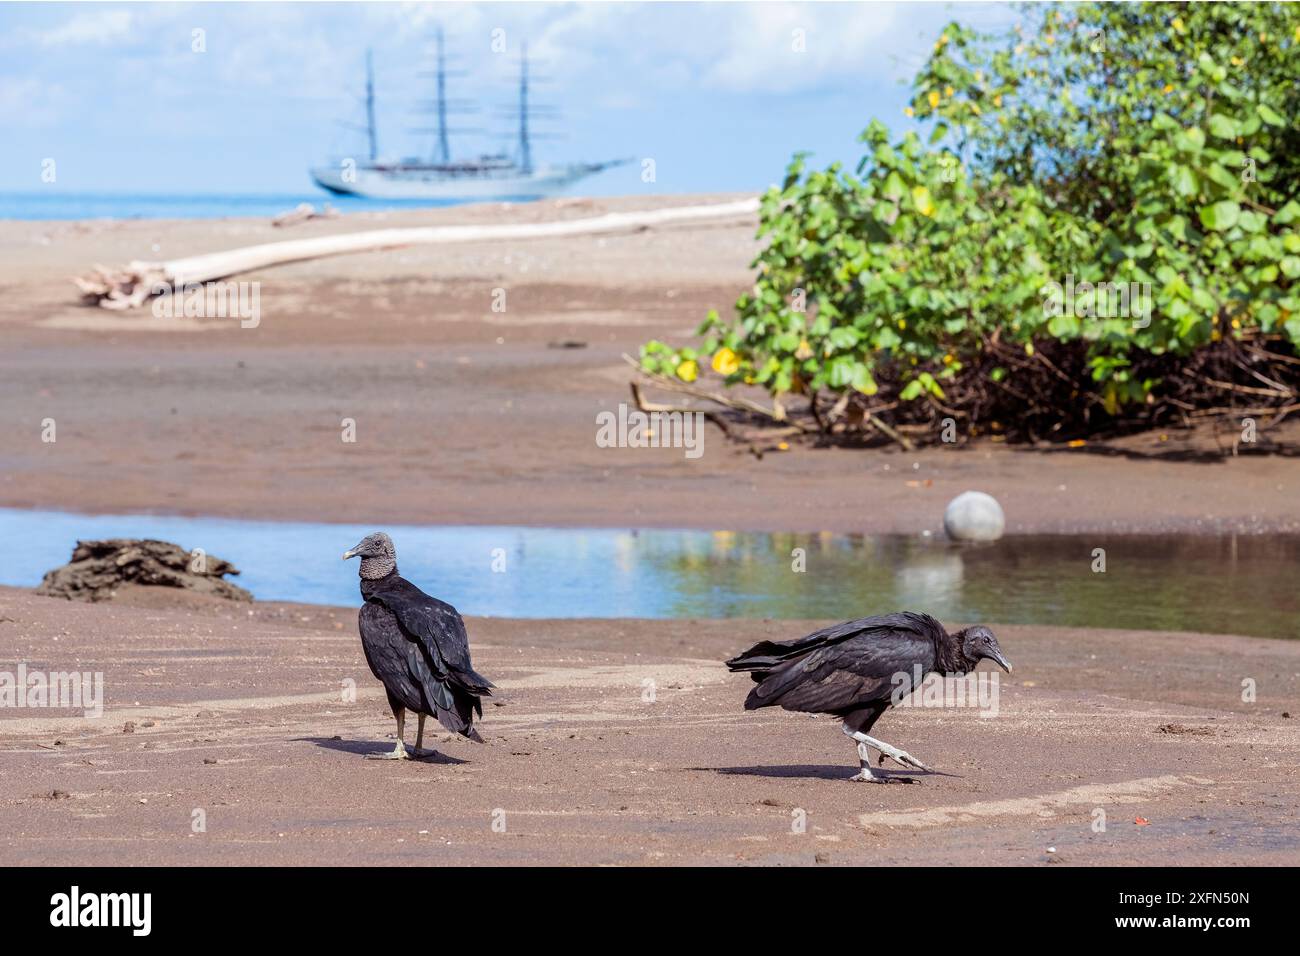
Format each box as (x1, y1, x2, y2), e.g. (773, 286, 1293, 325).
(850, 769, 915, 784)
(850, 769, 887, 783)
(846, 727, 935, 774)
(410, 748, 441, 761)
(875, 746, 932, 773)
(366, 741, 410, 760)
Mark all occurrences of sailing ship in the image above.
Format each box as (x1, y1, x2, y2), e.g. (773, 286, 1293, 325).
(311, 33, 627, 202)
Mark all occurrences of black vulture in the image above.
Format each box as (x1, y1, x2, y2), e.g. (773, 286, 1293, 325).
(725, 611, 1011, 783)
(343, 532, 493, 759)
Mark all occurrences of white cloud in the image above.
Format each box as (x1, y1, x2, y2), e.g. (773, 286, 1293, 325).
(699, 3, 913, 93)
(374, 2, 1013, 97)
(35, 9, 135, 48)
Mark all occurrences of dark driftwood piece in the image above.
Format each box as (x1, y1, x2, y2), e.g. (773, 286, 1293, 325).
(36, 539, 252, 603)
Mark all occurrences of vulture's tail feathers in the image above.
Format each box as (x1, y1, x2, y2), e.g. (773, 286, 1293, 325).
(726, 635, 834, 672)
(452, 664, 494, 697)
(741, 660, 808, 710)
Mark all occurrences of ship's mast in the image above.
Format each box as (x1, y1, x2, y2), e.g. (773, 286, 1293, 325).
(518, 41, 532, 174)
(434, 27, 450, 165)
(365, 49, 378, 162)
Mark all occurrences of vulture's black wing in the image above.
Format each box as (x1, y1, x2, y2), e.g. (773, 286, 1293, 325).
(726, 612, 942, 715)
(365, 575, 493, 738)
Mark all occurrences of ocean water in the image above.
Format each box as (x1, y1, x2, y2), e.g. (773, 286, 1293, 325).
(2, 509, 1297, 638)
(0, 191, 477, 221)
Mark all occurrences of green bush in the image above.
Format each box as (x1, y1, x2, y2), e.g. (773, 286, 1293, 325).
(640, 2, 1299, 438)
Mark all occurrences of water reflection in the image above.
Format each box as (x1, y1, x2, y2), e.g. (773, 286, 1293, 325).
(0, 509, 1296, 639)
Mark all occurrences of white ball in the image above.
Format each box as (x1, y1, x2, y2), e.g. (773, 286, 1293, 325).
(943, 491, 1005, 541)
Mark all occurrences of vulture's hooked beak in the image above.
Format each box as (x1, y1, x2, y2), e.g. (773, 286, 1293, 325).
(342, 549, 357, 560)
(987, 648, 1013, 673)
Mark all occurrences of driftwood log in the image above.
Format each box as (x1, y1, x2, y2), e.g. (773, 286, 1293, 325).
(271, 202, 340, 228)
(74, 198, 761, 310)
(36, 539, 253, 603)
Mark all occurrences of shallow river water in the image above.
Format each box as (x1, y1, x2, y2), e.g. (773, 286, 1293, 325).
(3, 509, 1297, 638)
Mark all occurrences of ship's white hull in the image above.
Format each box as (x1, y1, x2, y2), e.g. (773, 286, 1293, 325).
(310, 163, 603, 201)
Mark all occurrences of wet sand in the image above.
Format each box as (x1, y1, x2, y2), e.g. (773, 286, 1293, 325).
(1, 195, 1298, 534)
(0, 585, 1297, 866)
(2, 197, 1298, 867)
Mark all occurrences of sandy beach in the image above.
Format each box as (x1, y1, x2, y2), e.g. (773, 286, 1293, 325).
(2, 196, 1298, 534)
(1, 584, 1297, 866)
(2, 198, 1299, 868)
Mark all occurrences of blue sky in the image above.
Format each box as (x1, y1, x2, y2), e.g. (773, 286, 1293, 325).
(0, 1, 1018, 197)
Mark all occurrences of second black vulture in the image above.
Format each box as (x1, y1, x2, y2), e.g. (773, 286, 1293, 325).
(726, 611, 1011, 782)
(343, 532, 493, 759)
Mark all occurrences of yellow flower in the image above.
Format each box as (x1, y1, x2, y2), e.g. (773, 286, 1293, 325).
(1211, 330, 1222, 342)
(898, 319, 908, 330)
(904, 106, 914, 117)
(1172, 17, 1185, 34)
(942, 353, 955, 365)
(928, 90, 941, 109)
(1230, 56, 1243, 67)
(943, 85, 954, 98)
(676, 359, 698, 383)
(794, 339, 813, 361)
(1230, 318, 1241, 330)
(971, 104, 981, 116)
(1024, 342, 1035, 356)
(1162, 83, 1174, 94)
(993, 94, 1003, 108)
(711, 347, 740, 375)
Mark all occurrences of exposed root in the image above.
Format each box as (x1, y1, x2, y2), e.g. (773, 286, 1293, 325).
(631, 334, 1300, 451)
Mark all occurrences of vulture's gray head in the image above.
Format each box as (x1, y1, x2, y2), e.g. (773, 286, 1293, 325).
(958, 625, 1012, 673)
(343, 532, 397, 579)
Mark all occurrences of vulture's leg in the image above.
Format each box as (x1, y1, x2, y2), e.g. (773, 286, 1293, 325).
(366, 707, 410, 760)
(841, 723, 933, 773)
(411, 713, 440, 759)
(848, 740, 887, 783)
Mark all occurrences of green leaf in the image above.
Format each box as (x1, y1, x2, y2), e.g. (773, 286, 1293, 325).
(827, 327, 861, 349)
(1199, 201, 1240, 232)
(1207, 114, 1237, 139)
(1169, 164, 1197, 197)
(827, 357, 856, 388)
(1274, 201, 1300, 226)
(1257, 103, 1285, 127)
(1190, 287, 1217, 313)
(852, 365, 879, 395)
